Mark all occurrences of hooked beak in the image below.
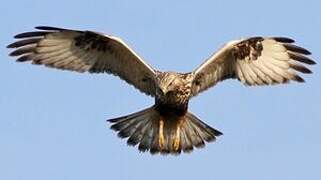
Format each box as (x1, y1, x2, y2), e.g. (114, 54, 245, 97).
(160, 86, 169, 95)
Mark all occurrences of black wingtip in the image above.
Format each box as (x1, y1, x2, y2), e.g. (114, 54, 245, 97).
(7, 38, 41, 48)
(35, 26, 63, 31)
(215, 130, 224, 136)
(16, 55, 32, 62)
(288, 52, 316, 65)
(35, 26, 83, 33)
(9, 46, 34, 56)
(293, 75, 305, 83)
(6, 43, 13, 48)
(284, 44, 311, 55)
(14, 31, 51, 39)
(106, 119, 113, 123)
(290, 64, 312, 74)
(273, 37, 295, 43)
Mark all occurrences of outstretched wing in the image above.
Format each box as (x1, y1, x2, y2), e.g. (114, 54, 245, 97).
(7, 26, 157, 96)
(191, 37, 316, 96)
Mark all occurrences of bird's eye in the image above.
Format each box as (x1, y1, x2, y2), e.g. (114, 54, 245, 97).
(156, 87, 163, 94)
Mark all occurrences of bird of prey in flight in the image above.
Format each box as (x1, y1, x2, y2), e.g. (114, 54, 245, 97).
(7, 26, 316, 155)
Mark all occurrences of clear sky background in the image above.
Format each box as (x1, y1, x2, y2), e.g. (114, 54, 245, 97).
(1, 0, 320, 180)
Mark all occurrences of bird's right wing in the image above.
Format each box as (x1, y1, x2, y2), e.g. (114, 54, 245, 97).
(191, 37, 316, 97)
(8, 26, 158, 96)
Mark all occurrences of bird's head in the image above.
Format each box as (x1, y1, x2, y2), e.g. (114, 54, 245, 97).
(156, 72, 184, 98)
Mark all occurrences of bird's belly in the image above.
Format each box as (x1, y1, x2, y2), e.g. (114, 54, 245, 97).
(155, 98, 188, 117)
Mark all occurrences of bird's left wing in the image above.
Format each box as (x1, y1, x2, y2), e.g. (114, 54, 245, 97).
(8, 26, 157, 96)
(191, 37, 316, 97)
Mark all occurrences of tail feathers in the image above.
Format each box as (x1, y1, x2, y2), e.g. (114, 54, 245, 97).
(107, 106, 223, 155)
(108, 107, 157, 151)
(185, 112, 223, 143)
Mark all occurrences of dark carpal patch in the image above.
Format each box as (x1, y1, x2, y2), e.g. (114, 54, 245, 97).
(74, 31, 111, 52)
(233, 37, 264, 60)
(193, 72, 204, 86)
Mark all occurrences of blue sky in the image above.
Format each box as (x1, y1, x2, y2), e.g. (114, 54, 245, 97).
(1, 0, 320, 180)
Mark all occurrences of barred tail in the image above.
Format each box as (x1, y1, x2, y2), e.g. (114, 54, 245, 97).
(107, 106, 223, 155)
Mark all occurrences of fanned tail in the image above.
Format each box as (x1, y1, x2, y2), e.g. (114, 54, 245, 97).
(107, 106, 223, 155)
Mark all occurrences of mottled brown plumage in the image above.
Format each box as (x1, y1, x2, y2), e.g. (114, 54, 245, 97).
(8, 26, 316, 155)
